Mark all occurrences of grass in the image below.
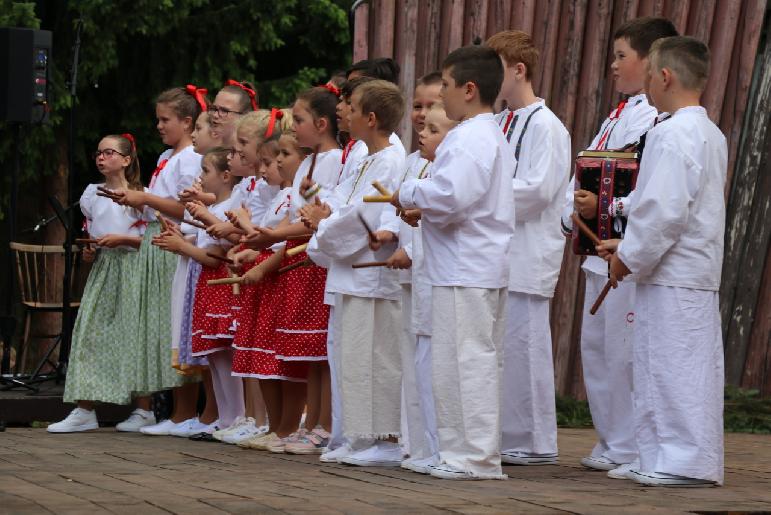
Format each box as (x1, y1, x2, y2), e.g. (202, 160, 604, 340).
(557, 386, 771, 434)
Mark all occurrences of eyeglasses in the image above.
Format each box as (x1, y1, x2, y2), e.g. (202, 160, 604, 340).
(93, 148, 126, 159)
(210, 105, 245, 117)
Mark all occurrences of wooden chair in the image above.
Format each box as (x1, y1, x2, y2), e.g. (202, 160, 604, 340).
(10, 242, 86, 374)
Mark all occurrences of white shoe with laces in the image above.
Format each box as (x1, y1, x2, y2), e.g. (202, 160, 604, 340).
(139, 418, 177, 435)
(115, 409, 156, 432)
(580, 455, 620, 471)
(401, 455, 439, 474)
(607, 463, 634, 480)
(169, 417, 206, 437)
(339, 441, 403, 467)
(501, 450, 559, 465)
(47, 408, 98, 433)
(628, 470, 717, 487)
(223, 420, 265, 444)
(320, 444, 354, 463)
(212, 416, 249, 441)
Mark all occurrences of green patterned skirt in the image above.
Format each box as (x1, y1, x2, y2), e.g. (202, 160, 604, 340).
(64, 247, 141, 404)
(129, 222, 190, 394)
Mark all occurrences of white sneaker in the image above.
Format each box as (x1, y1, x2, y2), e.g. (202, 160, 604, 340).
(47, 408, 98, 433)
(116, 409, 156, 432)
(607, 463, 634, 480)
(139, 418, 177, 435)
(320, 444, 355, 463)
(223, 420, 265, 444)
(197, 419, 221, 435)
(501, 450, 559, 465)
(427, 463, 481, 481)
(580, 455, 620, 471)
(212, 416, 249, 441)
(629, 470, 717, 487)
(401, 455, 439, 474)
(169, 417, 206, 437)
(339, 441, 403, 467)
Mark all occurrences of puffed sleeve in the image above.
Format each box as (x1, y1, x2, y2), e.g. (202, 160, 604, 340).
(79, 184, 99, 219)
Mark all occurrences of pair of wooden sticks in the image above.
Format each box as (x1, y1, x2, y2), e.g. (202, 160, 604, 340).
(363, 180, 393, 203)
(570, 213, 613, 315)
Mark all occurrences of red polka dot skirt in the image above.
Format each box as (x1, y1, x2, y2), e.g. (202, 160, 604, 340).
(273, 240, 330, 362)
(191, 262, 235, 356)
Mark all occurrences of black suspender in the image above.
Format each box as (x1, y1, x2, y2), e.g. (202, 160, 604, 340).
(513, 105, 543, 178)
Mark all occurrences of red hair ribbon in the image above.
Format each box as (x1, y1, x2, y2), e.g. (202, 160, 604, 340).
(224, 79, 258, 111)
(121, 133, 136, 152)
(321, 82, 341, 97)
(264, 108, 284, 138)
(185, 84, 209, 112)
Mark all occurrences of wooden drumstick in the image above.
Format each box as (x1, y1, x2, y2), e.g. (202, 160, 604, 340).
(207, 276, 243, 286)
(351, 261, 388, 269)
(155, 211, 169, 232)
(357, 213, 377, 242)
(230, 271, 241, 296)
(75, 238, 100, 245)
(207, 252, 234, 264)
(372, 180, 391, 196)
(570, 213, 601, 247)
(590, 281, 613, 315)
(181, 218, 207, 230)
(278, 258, 311, 274)
(363, 195, 392, 203)
(96, 191, 120, 200)
(286, 243, 308, 257)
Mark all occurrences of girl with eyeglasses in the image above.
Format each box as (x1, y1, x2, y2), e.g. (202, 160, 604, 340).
(47, 134, 146, 433)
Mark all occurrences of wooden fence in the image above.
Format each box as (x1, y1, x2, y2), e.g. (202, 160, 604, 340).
(352, 0, 771, 396)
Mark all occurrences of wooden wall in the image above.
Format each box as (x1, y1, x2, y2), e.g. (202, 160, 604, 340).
(353, 0, 771, 396)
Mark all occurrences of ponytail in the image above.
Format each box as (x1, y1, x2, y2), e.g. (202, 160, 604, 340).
(109, 133, 143, 191)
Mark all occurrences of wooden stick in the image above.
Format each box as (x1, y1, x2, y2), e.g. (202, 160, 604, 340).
(207, 276, 243, 286)
(357, 213, 377, 242)
(96, 191, 120, 200)
(570, 213, 601, 247)
(363, 195, 392, 203)
(207, 252, 234, 264)
(278, 258, 311, 274)
(97, 185, 118, 196)
(372, 180, 391, 196)
(155, 211, 169, 232)
(181, 218, 207, 230)
(230, 271, 240, 296)
(75, 238, 99, 245)
(306, 145, 320, 180)
(590, 280, 613, 315)
(351, 261, 388, 269)
(286, 243, 308, 257)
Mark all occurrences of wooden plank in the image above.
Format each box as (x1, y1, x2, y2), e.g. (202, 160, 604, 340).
(510, 0, 536, 33)
(463, 0, 490, 44)
(685, 0, 716, 42)
(722, 0, 766, 191)
(372, 0, 397, 58)
(741, 242, 771, 395)
(353, 1, 370, 63)
(531, 0, 562, 101)
(440, 0, 466, 58)
(549, 0, 587, 131)
(664, 0, 691, 32)
(721, 15, 771, 385)
(418, 0, 443, 78)
(395, 0, 419, 148)
(486, 0, 512, 35)
(637, 0, 664, 16)
(702, 0, 741, 123)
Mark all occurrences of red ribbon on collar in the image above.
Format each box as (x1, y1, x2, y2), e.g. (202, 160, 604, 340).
(264, 108, 284, 138)
(225, 79, 258, 111)
(247, 177, 257, 192)
(185, 84, 209, 112)
(150, 158, 169, 189)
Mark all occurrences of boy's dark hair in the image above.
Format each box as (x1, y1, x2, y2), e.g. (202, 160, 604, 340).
(353, 79, 405, 134)
(417, 71, 443, 87)
(650, 36, 710, 91)
(296, 86, 340, 137)
(613, 17, 679, 58)
(346, 58, 400, 84)
(341, 76, 377, 99)
(442, 45, 503, 107)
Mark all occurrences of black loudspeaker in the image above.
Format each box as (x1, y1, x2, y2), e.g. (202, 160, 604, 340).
(0, 27, 52, 124)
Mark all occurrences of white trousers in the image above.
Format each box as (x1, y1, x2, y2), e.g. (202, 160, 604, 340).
(501, 291, 558, 455)
(431, 286, 506, 479)
(634, 284, 724, 484)
(400, 286, 438, 460)
(580, 271, 637, 463)
(336, 294, 403, 440)
(326, 306, 345, 450)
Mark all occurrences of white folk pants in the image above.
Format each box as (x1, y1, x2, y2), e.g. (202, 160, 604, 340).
(431, 286, 507, 479)
(501, 291, 558, 455)
(634, 284, 724, 484)
(580, 271, 637, 463)
(336, 294, 403, 440)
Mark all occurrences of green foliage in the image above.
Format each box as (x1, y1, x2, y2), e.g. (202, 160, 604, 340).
(556, 395, 594, 428)
(0, 0, 353, 220)
(724, 385, 771, 434)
